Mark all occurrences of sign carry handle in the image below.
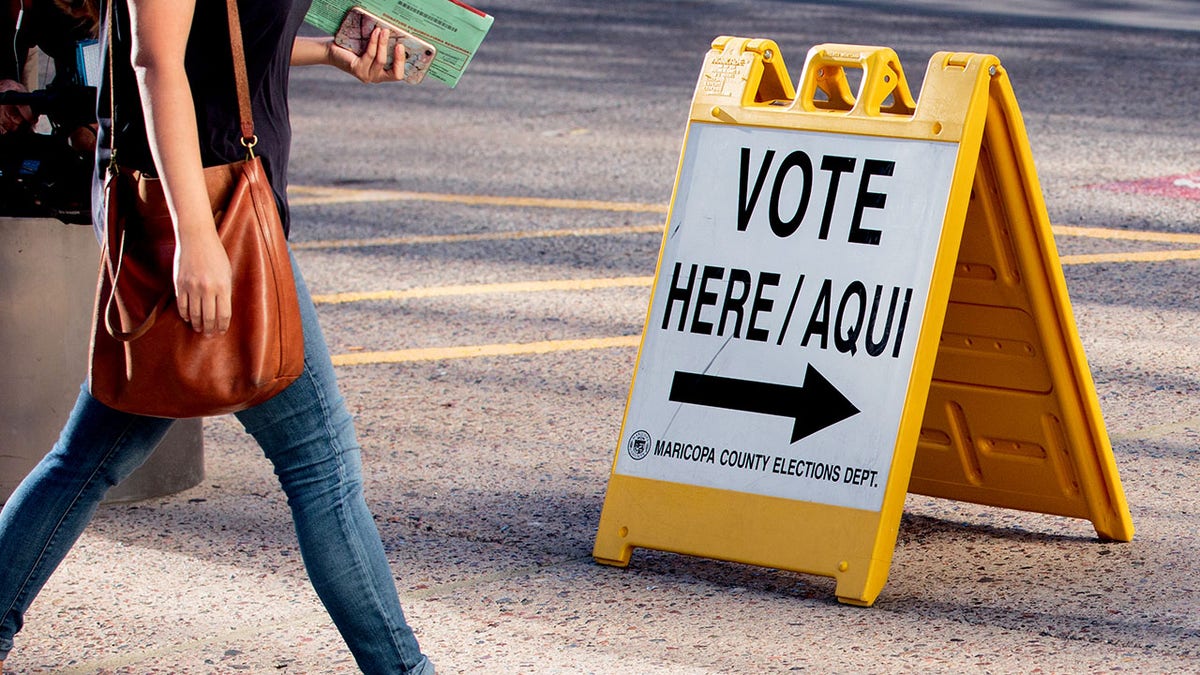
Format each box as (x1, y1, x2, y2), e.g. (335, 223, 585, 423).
(795, 44, 917, 117)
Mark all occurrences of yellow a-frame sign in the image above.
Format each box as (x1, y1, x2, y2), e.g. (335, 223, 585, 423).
(593, 38, 1134, 606)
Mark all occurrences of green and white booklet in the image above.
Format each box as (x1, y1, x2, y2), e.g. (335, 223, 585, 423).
(306, 0, 494, 87)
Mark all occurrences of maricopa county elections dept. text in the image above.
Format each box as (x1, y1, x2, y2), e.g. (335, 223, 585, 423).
(635, 434, 881, 489)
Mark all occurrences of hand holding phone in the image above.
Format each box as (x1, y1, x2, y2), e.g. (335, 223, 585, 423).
(333, 7, 437, 84)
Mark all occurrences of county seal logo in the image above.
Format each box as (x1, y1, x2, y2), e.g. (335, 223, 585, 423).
(626, 430, 652, 461)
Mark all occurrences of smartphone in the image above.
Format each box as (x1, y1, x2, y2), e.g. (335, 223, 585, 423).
(333, 6, 437, 84)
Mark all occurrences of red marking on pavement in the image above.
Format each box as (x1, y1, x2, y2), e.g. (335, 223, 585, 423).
(1090, 172, 1200, 201)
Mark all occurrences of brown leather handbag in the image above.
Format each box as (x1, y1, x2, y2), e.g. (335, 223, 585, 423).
(87, 0, 304, 418)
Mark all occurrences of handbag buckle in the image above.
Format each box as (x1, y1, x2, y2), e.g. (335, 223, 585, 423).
(241, 134, 258, 159)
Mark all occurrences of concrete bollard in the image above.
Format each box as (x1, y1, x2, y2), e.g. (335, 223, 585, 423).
(0, 218, 204, 505)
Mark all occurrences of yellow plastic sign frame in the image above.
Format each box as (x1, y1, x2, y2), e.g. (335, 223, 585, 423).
(593, 38, 1133, 606)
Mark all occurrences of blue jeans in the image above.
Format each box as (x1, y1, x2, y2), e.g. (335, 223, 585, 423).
(0, 254, 433, 675)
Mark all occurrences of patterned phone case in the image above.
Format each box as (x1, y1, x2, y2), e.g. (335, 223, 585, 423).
(333, 7, 437, 84)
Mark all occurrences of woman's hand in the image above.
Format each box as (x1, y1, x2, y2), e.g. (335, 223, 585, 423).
(173, 226, 232, 335)
(329, 27, 406, 83)
(293, 30, 406, 84)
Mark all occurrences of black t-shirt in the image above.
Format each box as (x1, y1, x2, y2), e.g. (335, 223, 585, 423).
(95, 0, 311, 236)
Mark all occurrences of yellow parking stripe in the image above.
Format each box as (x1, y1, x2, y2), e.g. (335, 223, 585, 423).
(291, 217, 1196, 265)
(1053, 225, 1200, 245)
(1060, 249, 1200, 265)
(288, 185, 668, 214)
(291, 224, 663, 251)
(290, 185, 1199, 248)
(313, 276, 653, 305)
(331, 335, 641, 366)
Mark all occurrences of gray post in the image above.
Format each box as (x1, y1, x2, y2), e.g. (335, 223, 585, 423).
(0, 218, 204, 505)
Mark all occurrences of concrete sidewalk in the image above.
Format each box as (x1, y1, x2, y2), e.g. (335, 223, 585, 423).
(3, 333, 1197, 673)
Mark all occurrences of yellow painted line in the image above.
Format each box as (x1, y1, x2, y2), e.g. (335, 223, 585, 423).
(1053, 225, 1200, 245)
(1060, 249, 1200, 265)
(312, 276, 653, 305)
(331, 335, 641, 366)
(288, 185, 669, 214)
(290, 184, 1200, 248)
(313, 242, 1200, 308)
(291, 224, 663, 251)
(289, 214, 1195, 256)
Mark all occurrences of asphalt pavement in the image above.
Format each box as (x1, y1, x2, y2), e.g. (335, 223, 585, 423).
(4, 1, 1198, 672)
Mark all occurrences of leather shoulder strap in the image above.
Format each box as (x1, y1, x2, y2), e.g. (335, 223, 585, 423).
(223, 0, 256, 148)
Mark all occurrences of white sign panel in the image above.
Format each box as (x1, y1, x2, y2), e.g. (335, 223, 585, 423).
(616, 122, 959, 512)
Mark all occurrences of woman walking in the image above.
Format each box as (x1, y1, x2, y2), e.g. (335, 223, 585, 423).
(0, 1, 434, 672)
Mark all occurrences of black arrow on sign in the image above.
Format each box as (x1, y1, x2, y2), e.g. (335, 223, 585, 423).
(668, 366, 860, 443)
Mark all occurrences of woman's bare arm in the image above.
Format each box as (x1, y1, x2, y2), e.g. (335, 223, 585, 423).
(128, 0, 231, 335)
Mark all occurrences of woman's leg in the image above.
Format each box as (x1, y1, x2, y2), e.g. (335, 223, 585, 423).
(235, 254, 432, 675)
(0, 390, 174, 663)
